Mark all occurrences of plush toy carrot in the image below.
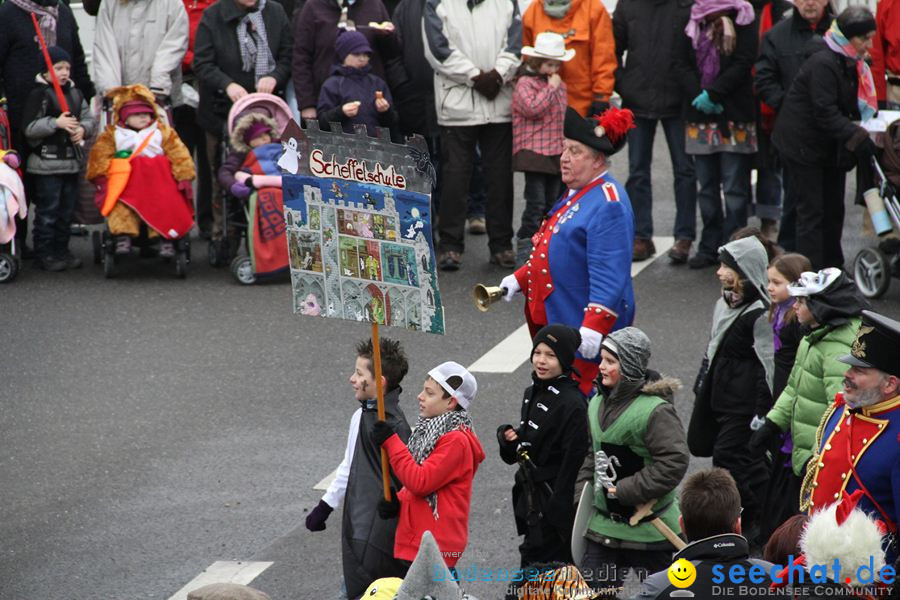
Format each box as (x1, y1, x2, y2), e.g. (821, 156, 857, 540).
(100, 134, 154, 216)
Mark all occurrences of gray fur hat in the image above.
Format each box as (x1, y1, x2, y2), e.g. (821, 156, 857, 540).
(600, 327, 651, 382)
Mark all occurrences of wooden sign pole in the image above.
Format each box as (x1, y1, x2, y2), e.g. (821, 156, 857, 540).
(371, 323, 391, 501)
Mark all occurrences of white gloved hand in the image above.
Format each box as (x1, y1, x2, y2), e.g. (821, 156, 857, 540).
(750, 415, 766, 431)
(578, 327, 603, 359)
(500, 274, 521, 301)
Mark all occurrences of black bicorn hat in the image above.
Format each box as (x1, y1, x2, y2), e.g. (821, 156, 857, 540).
(838, 310, 900, 378)
(563, 105, 635, 156)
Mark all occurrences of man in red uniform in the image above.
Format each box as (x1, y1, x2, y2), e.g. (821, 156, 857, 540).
(498, 107, 636, 395)
(801, 311, 900, 559)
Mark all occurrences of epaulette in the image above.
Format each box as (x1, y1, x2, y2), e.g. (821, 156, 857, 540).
(601, 182, 619, 202)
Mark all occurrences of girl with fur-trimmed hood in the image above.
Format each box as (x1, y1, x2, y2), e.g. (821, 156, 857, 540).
(217, 111, 279, 199)
(575, 326, 689, 590)
(87, 84, 195, 256)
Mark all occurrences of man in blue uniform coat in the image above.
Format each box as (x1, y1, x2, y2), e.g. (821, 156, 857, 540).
(500, 106, 636, 395)
(802, 310, 900, 558)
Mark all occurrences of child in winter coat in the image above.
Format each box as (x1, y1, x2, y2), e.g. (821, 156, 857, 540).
(303, 337, 412, 600)
(317, 30, 397, 136)
(497, 324, 588, 573)
(218, 112, 280, 199)
(372, 361, 485, 571)
(756, 252, 811, 542)
(87, 85, 195, 257)
(749, 268, 868, 530)
(575, 327, 689, 590)
(687, 235, 775, 546)
(22, 46, 96, 271)
(512, 32, 573, 266)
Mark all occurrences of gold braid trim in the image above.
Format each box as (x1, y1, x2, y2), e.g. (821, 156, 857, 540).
(799, 402, 840, 512)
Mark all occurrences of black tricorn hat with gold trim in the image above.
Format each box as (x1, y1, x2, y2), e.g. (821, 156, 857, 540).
(838, 310, 900, 378)
(563, 106, 634, 156)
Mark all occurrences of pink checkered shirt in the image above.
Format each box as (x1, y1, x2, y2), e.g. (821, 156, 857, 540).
(512, 74, 568, 157)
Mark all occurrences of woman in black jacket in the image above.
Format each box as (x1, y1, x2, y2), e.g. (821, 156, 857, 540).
(192, 0, 292, 248)
(771, 6, 878, 270)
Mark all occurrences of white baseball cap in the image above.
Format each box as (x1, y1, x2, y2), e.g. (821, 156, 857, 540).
(427, 361, 477, 409)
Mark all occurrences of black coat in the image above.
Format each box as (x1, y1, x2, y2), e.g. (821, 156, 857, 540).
(612, 0, 693, 120)
(636, 534, 773, 600)
(673, 13, 758, 124)
(192, 0, 293, 135)
(498, 374, 588, 551)
(754, 7, 832, 112)
(0, 1, 94, 148)
(773, 316, 803, 401)
(392, 0, 438, 137)
(772, 47, 863, 169)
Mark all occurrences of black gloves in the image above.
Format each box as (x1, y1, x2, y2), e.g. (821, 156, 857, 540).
(748, 418, 781, 457)
(305, 499, 333, 531)
(472, 69, 503, 100)
(854, 136, 878, 164)
(377, 491, 400, 519)
(372, 420, 395, 446)
(589, 100, 610, 117)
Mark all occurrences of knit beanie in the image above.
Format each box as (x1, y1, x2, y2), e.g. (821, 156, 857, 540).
(600, 327, 651, 382)
(119, 100, 155, 123)
(334, 30, 372, 62)
(47, 46, 71, 66)
(244, 120, 273, 146)
(531, 324, 581, 374)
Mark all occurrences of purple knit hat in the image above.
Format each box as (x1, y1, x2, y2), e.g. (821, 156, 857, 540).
(334, 30, 372, 62)
(243, 120, 273, 145)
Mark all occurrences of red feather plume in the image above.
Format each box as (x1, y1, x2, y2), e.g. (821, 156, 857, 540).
(836, 489, 865, 526)
(592, 107, 636, 145)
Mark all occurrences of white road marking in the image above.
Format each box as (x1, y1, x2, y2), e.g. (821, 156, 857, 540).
(168, 561, 273, 600)
(468, 236, 673, 374)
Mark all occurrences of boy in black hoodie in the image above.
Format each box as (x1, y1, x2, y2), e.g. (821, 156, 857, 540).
(498, 324, 589, 573)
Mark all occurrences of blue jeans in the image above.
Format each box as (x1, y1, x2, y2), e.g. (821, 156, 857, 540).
(32, 173, 79, 260)
(754, 165, 782, 221)
(694, 152, 752, 259)
(517, 171, 561, 240)
(625, 116, 697, 241)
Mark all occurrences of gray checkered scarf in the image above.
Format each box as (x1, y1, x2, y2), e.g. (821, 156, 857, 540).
(237, 0, 274, 80)
(9, 0, 58, 45)
(406, 410, 473, 519)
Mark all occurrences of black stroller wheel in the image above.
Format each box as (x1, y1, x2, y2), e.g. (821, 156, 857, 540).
(103, 252, 116, 278)
(230, 255, 256, 285)
(175, 253, 188, 278)
(854, 247, 891, 299)
(0, 253, 18, 283)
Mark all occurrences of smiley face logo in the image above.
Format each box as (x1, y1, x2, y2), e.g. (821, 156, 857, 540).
(667, 558, 696, 588)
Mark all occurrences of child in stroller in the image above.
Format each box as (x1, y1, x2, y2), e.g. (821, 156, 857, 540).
(86, 85, 195, 274)
(216, 93, 292, 284)
(0, 148, 25, 283)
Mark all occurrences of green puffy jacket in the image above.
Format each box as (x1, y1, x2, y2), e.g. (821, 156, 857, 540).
(766, 317, 860, 475)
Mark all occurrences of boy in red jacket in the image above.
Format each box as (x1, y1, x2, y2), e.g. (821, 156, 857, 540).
(373, 361, 485, 571)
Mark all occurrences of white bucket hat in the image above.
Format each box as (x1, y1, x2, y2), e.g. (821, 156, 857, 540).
(521, 31, 576, 62)
(428, 361, 477, 409)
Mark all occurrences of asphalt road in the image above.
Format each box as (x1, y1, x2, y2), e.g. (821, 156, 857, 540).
(2, 130, 899, 600)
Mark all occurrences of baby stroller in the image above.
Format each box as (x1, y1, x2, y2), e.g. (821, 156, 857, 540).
(853, 117, 900, 299)
(0, 98, 26, 283)
(89, 88, 192, 278)
(213, 93, 293, 285)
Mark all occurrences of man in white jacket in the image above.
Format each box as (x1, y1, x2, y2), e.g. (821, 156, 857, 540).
(92, 0, 189, 107)
(423, 0, 521, 270)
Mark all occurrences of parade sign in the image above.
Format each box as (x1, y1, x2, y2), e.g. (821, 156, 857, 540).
(280, 120, 444, 334)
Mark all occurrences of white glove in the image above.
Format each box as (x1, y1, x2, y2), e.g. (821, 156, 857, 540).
(500, 274, 521, 302)
(578, 327, 603, 359)
(750, 415, 766, 431)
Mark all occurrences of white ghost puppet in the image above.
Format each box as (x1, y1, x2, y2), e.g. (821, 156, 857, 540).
(277, 137, 301, 174)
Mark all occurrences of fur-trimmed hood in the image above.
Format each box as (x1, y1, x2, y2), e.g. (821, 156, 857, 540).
(229, 113, 279, 154)
(641, 375, 682, 401)
(105, 84, 160, 126)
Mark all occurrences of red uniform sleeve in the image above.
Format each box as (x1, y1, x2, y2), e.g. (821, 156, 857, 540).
(384, 431, 470, 497)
